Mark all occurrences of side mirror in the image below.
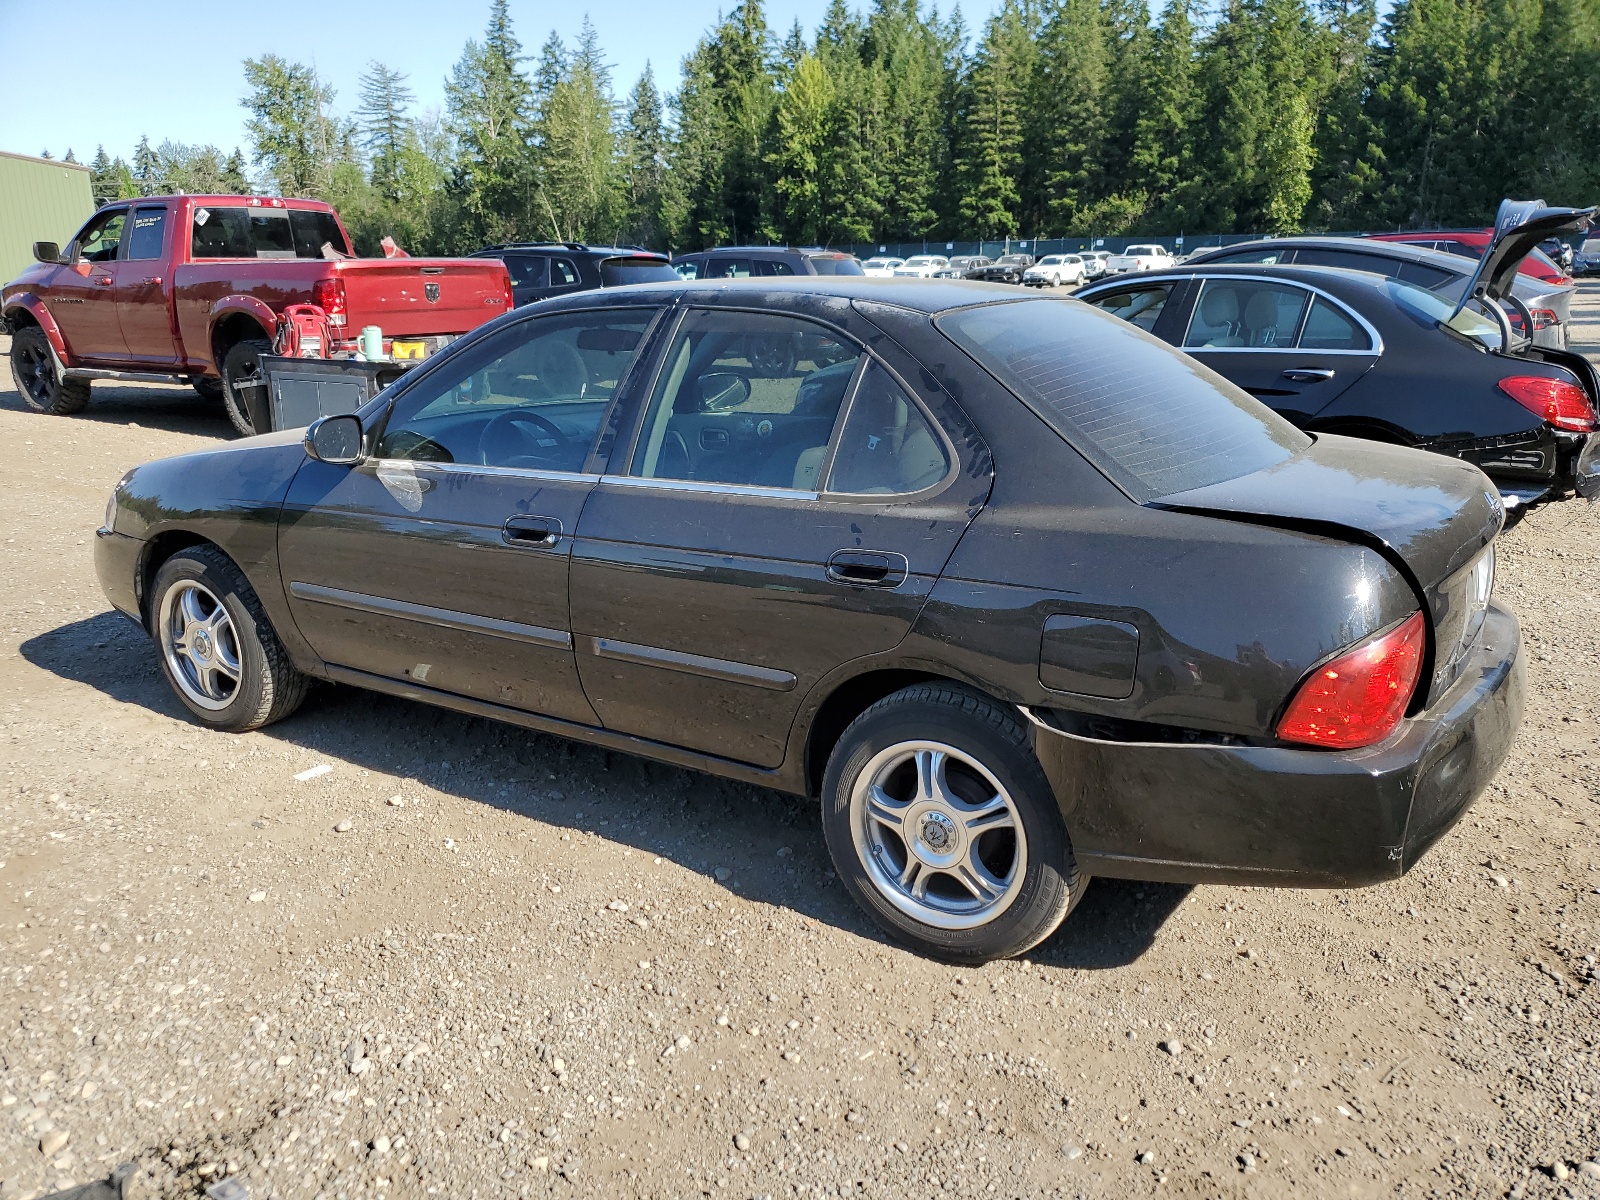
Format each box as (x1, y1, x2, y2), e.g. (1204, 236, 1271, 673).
(33, 241, 60, 264)
(305, 414, 365, 465)
(696, 372, 752, 411)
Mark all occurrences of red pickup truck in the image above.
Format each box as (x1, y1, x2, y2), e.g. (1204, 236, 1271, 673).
(3, 195, 512, 434)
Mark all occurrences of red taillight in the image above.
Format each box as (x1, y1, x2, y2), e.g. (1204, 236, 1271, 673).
(1528, 307, 1559, 330)
(503, 273, 515, 311)
(1277, 612, 1426, 750)
(1497, 375, 1597, 432)
(311, 277, 347, 327)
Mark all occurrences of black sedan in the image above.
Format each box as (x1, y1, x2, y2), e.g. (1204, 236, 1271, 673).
(1076, 263, 1600, 507)
(964, 254, 1034, 284)
(96, 279, 1523, 962)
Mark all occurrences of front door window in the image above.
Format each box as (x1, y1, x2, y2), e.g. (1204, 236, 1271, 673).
(75, 209, 127, 262)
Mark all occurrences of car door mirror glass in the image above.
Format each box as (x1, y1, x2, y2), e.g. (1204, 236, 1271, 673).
(33, 241, 60, 264)
(306, 414, 365, 465)
(697, 372, 752, 411)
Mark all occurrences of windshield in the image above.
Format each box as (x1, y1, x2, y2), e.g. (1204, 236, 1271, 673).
(599, 257, 679, 286)
(1384, 279, 1504, 351)
(939, 299, 1310, 501)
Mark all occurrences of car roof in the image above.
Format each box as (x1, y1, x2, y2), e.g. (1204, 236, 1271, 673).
(1188, 236, 1471, 274)
(1082, 262, 1402, 297)
(526, 276, 1040, 315)
(476, 244, 663, 257)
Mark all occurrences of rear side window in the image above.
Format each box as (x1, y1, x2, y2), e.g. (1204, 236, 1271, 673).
(703, 258, 753, 279)
(807, 254, 864, 276)
(754, 259, 796, 277)
(1396, 260, 1458, 289)
(826, 362, 949, 495)
(939, 299, 1310, 501)
(126, 207, 167, 261)
(1300, 298, 1372, 350)
(505, 256, 549, 288)
(599, 257, 678, 286)
(551, 259, 580, 287)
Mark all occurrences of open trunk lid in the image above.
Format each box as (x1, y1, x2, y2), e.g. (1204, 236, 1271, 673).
(1456, 199, 1596, 311)
(1153, 434, 1505, 705)
(333, 257, 511, 337)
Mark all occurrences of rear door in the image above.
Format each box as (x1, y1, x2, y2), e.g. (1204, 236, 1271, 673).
(116, 203, 179, 365)
(278, 306, 662, 723)
(1179, 276, 1379, 425)
(568, 305, 977, 767)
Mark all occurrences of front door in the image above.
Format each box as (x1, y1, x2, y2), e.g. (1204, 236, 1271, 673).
(1178, 277, 1378, 425)
(52, 206, 129, 363)
(116, 203, 179, 365)
(277, 306, 662, 724)
(569, 306, 977, 768)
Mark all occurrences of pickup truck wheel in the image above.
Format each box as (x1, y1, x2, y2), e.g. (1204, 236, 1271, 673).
(10, 327, 90, 415)
(150, 545, 309, 731)
(220, 338, 272, 436)
(821, 683, 1087, 963)
(192, 376, 224, 403)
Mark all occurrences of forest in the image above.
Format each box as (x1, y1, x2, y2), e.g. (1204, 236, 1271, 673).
(59, 0, 1600, 255)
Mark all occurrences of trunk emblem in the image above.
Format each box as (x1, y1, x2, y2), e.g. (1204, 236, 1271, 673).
(425, 282, 441, 303)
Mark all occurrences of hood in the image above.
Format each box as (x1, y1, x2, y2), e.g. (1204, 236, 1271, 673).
(1457, 199, 1595, 308)
(1153, 434, 1504, 704)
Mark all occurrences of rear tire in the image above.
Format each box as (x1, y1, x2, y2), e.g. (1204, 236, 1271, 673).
(821, 683, 1087, 963)
(9, 326, 90, 415)
(220, 337, 272, 436)
(149, 544, 309, 731)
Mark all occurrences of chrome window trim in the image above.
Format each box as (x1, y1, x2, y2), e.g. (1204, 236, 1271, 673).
(370, 458, 602, 484)
(599, 474, 819, 501)
(1172, 273, 1385, 355)
(288, 582, 572, 650)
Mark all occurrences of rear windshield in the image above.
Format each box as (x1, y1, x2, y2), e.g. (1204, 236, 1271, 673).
(191, 206, 350, 259)
(806, 254, 864, 276)
(939, 299, 1311, 501)
(1384, 280, 1504, 351)
(600, 257, 679, 286)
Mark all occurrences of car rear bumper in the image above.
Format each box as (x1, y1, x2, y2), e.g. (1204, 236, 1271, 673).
(94, 527, 145, 625)
(1025, 602, 1524, 888)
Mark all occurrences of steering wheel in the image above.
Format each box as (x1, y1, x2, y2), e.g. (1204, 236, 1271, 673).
(477, 409, 570, 467)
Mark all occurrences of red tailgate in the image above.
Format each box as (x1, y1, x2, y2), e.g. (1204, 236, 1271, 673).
(333, 258, 511, 337)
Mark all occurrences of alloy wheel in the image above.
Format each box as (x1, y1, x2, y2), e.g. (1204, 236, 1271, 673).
(159, 580, 243, 710)
(849, 740, 1028, 930)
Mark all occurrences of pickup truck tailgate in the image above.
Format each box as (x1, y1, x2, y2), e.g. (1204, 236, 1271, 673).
(335, 258, 511, 337)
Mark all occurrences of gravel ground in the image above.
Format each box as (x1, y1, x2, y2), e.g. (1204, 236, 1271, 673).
(1, 289, 1599, 1200)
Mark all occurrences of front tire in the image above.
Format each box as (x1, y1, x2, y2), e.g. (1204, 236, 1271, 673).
(821, 683, 1087, 963)
(192, 375, 224, 403)
(220, 337, 272, 437)
(149, 545, 308, 731)
(9, 326, 90, 415)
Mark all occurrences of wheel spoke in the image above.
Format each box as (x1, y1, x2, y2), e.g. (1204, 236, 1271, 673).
(866, 785, 908, 831)
(913, 748, 948, 805)
(196, 664, 225, 699)
(963, 793, 1015, 835)
(953, 846, 1007, 904)
(900, 858, 931, 901)
(179, 587, 209, 627)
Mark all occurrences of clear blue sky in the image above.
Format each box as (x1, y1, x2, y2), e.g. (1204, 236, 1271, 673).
(3, 0, 1003, 166)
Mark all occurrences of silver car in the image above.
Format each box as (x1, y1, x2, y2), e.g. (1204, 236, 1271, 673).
(1184, 237, 1574, 350)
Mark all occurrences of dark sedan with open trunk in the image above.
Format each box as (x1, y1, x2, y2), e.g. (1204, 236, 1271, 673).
(95, 278, 1523, 962)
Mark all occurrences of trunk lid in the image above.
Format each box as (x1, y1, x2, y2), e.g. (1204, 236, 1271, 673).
(333, 257, 511, 337)
(1153, 434, 1504, 705)
(1457, 199, 1596, 310)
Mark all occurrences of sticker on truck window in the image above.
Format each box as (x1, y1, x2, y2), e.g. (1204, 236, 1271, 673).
(195, 208, 210, 226)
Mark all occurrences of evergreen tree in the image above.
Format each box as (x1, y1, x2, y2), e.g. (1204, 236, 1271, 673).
(445, 0, 536, 243)
(955, 8, 1029, 237)
(1130, 0, 1196, 224)
(533, 16, 625, 241)
(133, 135, 162, 196)
(772, 52, 838, 242)
(1032, 0, 1111, 229)
(357, 62, 417, 200)
(622, 65, 671, 246)
(90, 146, 120, 205)
(240, 55, 346, 196)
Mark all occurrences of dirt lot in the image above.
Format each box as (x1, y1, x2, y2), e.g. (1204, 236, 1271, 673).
(1, 290, 1599, 1200)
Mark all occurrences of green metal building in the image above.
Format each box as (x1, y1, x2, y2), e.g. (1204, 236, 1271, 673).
(0, 151, 95, 285)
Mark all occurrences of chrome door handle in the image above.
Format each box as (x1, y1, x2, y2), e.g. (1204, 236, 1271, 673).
(1282, 367, 1335, 383)
(503, 515, 562, 548)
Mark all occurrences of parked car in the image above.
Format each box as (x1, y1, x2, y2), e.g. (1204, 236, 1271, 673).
(1367, 230, 1571, 286)
(1539, 238, 1575, 273)
(893, 255, 951, 278)
(934, 256, 992, 278)
(1185, 236, 1574, 350)
(1105, 244, 1175, 274)
(1575, 237, 1600, 276)
(1076, 205, 1600, 506)
(2, 195, 513, 436)
(1022, 254, 1087, 288)
(1081, 250, 1114, 279)
(673, 247, 865, 279)
(861, 257, 906, 277)
(472, 242, 676, 307)
(964, 254, 1034, 284)
(98, 276, 1522, 962)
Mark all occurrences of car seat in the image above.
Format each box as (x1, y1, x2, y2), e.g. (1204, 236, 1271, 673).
(1198, 288, 1244, 346)
(1244, 291, 1287, 347)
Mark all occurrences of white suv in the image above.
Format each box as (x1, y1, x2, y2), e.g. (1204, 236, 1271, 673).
(1022, 254, 1087, 288)
(893, 255, 952, 278)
